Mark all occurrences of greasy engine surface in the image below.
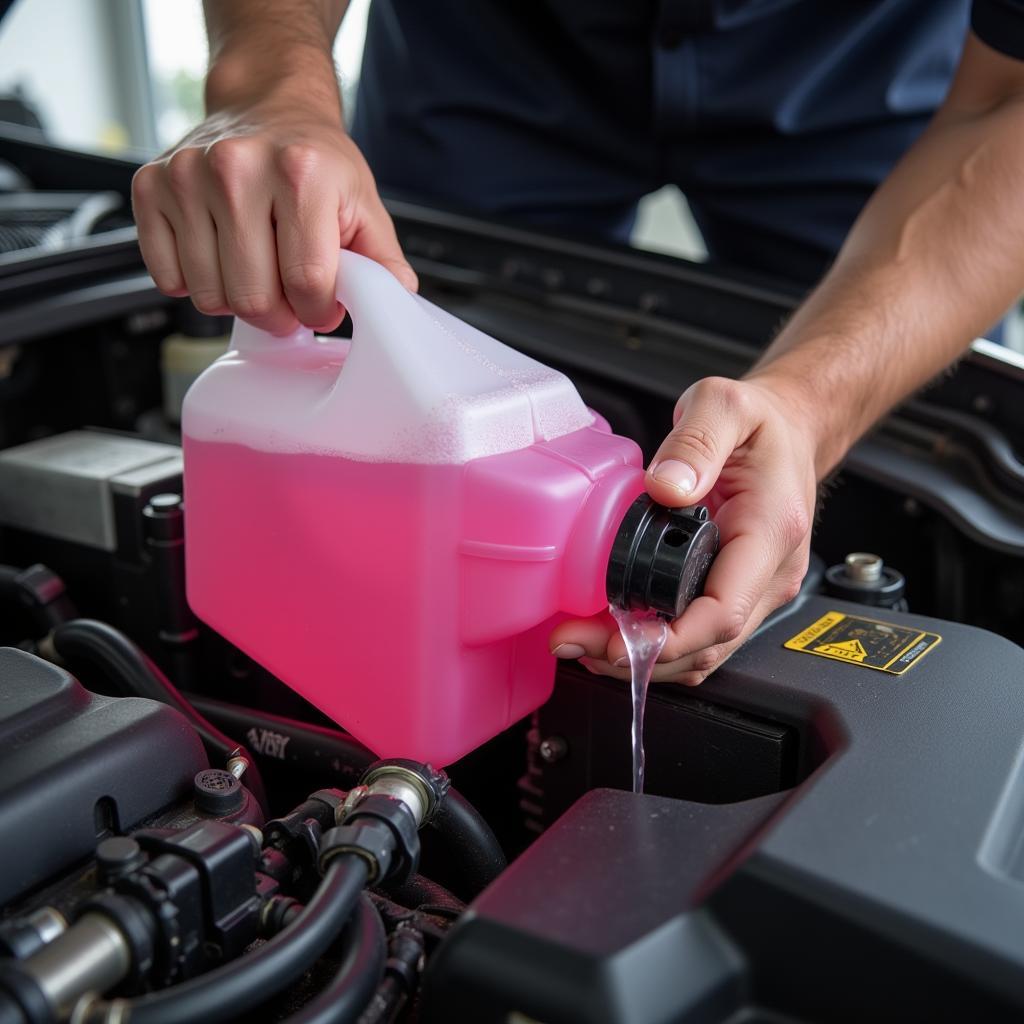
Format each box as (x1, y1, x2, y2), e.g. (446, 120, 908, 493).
(4, 550, 1024, 1023)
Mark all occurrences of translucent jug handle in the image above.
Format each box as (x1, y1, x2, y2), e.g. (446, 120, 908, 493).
(223, 250, 591, 461)
(228, 250, 412, 353)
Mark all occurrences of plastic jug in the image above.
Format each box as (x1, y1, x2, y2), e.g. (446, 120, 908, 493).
(183, 251, 713, 766)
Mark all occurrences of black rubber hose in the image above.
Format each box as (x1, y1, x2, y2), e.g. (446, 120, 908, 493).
(0, 1001, 23, 1024)
(190, 696, 372, 786)
(284, 897, 385, 1024)
(97, 858, 369, 1024)
(431, 790, 507, 897)
(51, 619, 268, 813)
(0, 989, 27, 1024)
(386, 875, 464, 916)
(192, 697, 506, 898)
(357, 925, 425, 1024)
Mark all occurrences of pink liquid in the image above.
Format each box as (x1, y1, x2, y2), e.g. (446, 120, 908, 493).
(610, 605, 669, 794)
(185, 428, 645, 766)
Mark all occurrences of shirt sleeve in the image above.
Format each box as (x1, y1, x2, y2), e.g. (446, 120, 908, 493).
(972, 0, 1024, 59)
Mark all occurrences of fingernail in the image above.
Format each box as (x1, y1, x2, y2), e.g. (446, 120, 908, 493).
(649, 459, 697, 495)
(613, 656, 630, 668)
(552, 643, 586, 660)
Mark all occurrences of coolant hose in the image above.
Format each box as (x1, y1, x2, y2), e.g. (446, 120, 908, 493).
(90, 857, 370, 1024)
(283, 897, 385, 1024)
(192, 696, 373, 786)
(192, 697, 507, 898)
(432, 790, 507, 898)
(356, 923, 427, 1024)
(51, 619, 267, 813)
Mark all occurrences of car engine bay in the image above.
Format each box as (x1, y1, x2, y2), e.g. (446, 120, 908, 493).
(1, 129, 1024, 1023)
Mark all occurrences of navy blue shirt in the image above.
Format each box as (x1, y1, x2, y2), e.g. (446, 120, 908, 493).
(354, 1, 1024, 283)
(973, 0, 1024, 56)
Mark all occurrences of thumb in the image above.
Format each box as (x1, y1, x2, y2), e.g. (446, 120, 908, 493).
(646, 377, 748, 507)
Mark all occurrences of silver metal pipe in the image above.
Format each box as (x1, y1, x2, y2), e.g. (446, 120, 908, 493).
(367, 775, 427, 826)
(358, 763, 438, 827)
(22, 914, 131, 1019)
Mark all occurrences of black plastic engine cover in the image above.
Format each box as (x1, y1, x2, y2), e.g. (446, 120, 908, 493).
(0, 648, 207, 903)
(423, 596, 1024, 1022)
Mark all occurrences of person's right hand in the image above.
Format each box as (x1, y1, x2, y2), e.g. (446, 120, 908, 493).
(132, 100, 417, 336)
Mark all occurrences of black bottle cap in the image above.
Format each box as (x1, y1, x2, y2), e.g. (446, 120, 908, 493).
(194, 769, 243, 816)
(606, 496, 719, 619)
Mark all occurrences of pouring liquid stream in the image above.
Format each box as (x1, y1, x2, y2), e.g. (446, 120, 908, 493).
(610, 605, 669, 794)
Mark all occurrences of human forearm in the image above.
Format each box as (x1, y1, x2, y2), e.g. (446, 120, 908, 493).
(133, 0, 413, 337)
(748, 35, 1024, 478)
(559, 36, 1024, 686)
(202, 0, 349, 115)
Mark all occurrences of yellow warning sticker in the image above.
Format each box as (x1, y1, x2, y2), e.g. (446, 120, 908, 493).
(784, 611, 941, 675)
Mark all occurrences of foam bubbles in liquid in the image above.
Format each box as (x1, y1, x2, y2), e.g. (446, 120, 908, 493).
(610, 604, 669, 794)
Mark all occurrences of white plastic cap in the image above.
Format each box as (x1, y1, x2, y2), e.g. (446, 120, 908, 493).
(184, 250, 593, 464)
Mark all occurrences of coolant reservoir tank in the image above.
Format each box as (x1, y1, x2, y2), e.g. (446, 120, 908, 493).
(183, 251, 714, 765)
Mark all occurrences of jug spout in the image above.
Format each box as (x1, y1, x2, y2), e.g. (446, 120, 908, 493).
(604, 497, 720, 619)
(561, 474, 719, 621)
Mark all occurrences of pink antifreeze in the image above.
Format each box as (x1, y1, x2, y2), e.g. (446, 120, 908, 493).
(183, 251, 646, 765)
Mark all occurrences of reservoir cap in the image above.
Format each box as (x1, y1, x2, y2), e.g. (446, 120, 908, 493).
(606, 497, 719, 619)
(824, 552, 907, 610)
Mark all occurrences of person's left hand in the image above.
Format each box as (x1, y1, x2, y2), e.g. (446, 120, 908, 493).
(549, 374, 818, 684)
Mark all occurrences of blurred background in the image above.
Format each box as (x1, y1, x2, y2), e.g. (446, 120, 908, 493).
(0, 0, 706, 256)
(0, 0, 371, 154)
(0, 0, 1018, 345)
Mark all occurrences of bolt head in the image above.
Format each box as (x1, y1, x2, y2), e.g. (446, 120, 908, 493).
(539, 736, 568, 764)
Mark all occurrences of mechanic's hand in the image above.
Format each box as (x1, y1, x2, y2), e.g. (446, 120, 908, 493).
(131, 98, 416, 336)
(550, 375, 816, 684)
